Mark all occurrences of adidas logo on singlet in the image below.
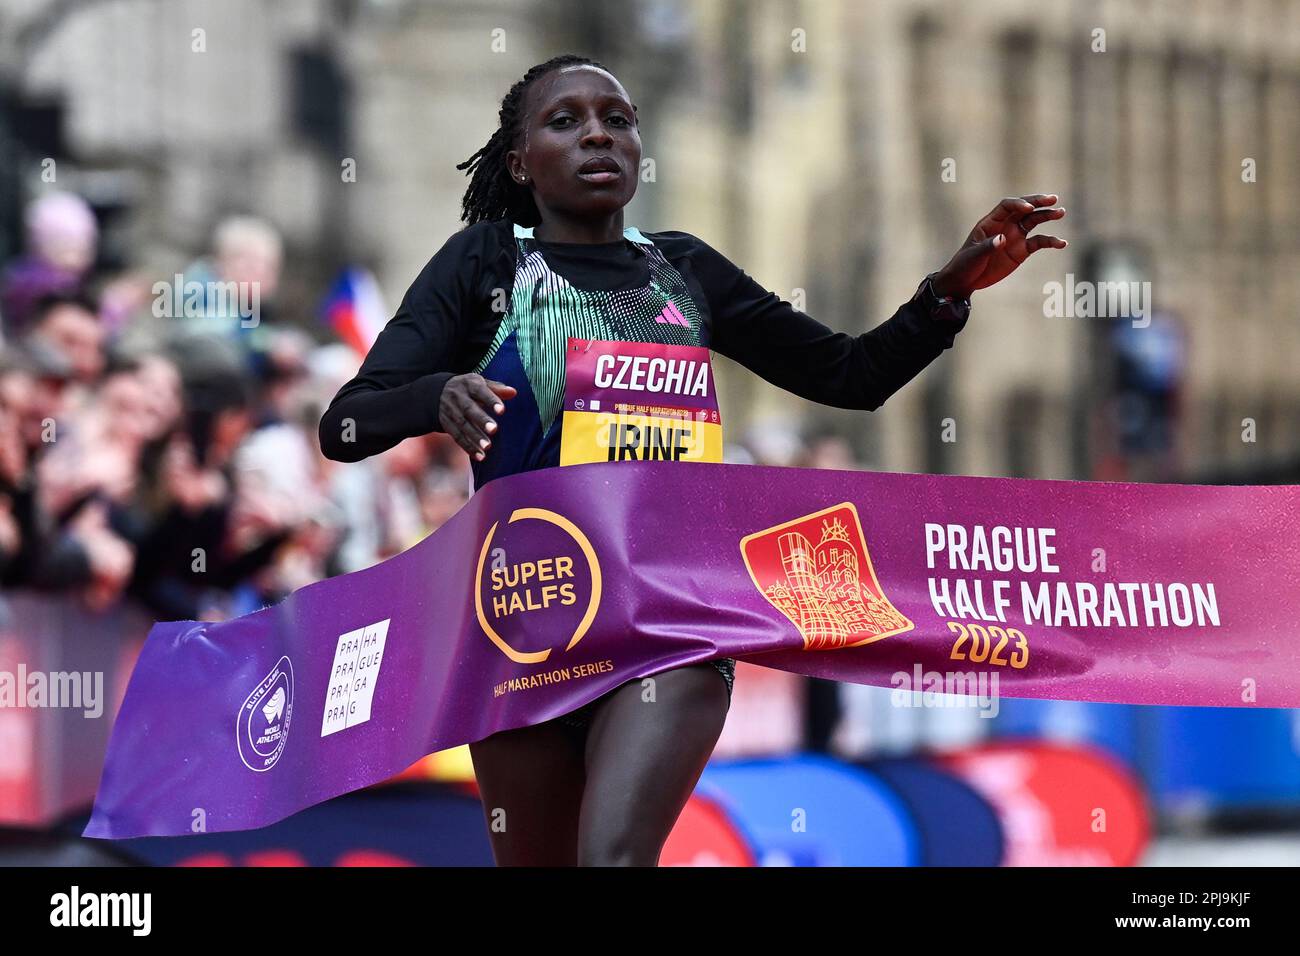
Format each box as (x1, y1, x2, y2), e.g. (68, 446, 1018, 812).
(654, 301, 690, 327)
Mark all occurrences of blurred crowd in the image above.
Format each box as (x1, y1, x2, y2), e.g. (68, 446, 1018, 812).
(0, 190, 856, 623)
(0, 191, 474, 621)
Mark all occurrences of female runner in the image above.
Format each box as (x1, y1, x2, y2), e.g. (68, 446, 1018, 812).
(319, 54, 1066, 866)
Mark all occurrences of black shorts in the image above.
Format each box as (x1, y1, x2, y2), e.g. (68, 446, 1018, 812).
(551, 658, 736, 733)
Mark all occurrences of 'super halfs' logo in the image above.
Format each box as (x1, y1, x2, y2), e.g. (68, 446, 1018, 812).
(236, 655, 294, 771)
(475, 507, 602, 664)
(740, 502, 912, 650)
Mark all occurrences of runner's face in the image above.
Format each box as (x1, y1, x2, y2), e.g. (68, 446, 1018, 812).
(510, 66, 640, 221)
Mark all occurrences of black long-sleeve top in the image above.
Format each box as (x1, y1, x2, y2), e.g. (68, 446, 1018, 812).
(319, 218, 968, 481)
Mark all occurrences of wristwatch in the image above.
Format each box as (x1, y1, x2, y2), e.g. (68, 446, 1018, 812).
(913, 272, 972, 323)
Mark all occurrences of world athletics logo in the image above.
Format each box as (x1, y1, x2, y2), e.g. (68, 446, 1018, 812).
(236, 655, 294, 772)
(740, 502, 913, 650)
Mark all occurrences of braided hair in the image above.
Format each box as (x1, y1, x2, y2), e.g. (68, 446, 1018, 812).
(456, 54, 609, 227)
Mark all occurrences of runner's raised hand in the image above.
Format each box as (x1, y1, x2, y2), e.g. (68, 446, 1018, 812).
(932, 194, 1068, 299)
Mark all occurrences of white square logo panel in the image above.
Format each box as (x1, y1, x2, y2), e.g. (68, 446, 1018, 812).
(321, 618, 389, 737)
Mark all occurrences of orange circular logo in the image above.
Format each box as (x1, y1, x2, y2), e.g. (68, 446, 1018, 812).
(474, 507, 602, 664)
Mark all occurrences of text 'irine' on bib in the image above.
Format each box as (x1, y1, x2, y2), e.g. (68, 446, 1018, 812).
(558, 338, 723, 466)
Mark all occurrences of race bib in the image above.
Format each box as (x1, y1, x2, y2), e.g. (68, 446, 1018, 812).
(558, 338, 723, 466)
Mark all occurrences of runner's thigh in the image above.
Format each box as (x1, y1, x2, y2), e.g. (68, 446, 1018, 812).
(469, 719, 587, 866)
(578, 664, 729, 866)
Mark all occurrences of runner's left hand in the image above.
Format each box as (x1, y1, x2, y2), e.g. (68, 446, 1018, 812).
(932, 194, 1067, 299)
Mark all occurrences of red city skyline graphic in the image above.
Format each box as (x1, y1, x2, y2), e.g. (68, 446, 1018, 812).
(739, 502, 913, 650)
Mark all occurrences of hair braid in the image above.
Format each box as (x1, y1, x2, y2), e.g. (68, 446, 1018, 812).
(456, 54, 608, 227)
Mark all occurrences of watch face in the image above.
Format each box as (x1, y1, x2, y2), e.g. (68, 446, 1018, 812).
(914, 275, 969, 326)
(932, 292, 968, 322)
(941, 300, 969, 321)
(916, 276, 968, 321)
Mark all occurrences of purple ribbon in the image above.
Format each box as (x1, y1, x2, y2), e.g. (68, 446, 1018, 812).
(85, 461, 1300, 838)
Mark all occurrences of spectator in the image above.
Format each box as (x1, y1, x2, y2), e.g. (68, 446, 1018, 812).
(174, 215, 283, 343)
(0, 192, 98, 337)
(0, 348, 132, 607)
(25, 293, 105, 387)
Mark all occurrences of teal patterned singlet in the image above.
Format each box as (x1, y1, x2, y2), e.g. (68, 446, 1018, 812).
(472, 222, 737, 717)
(468, 221, 710, 487)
